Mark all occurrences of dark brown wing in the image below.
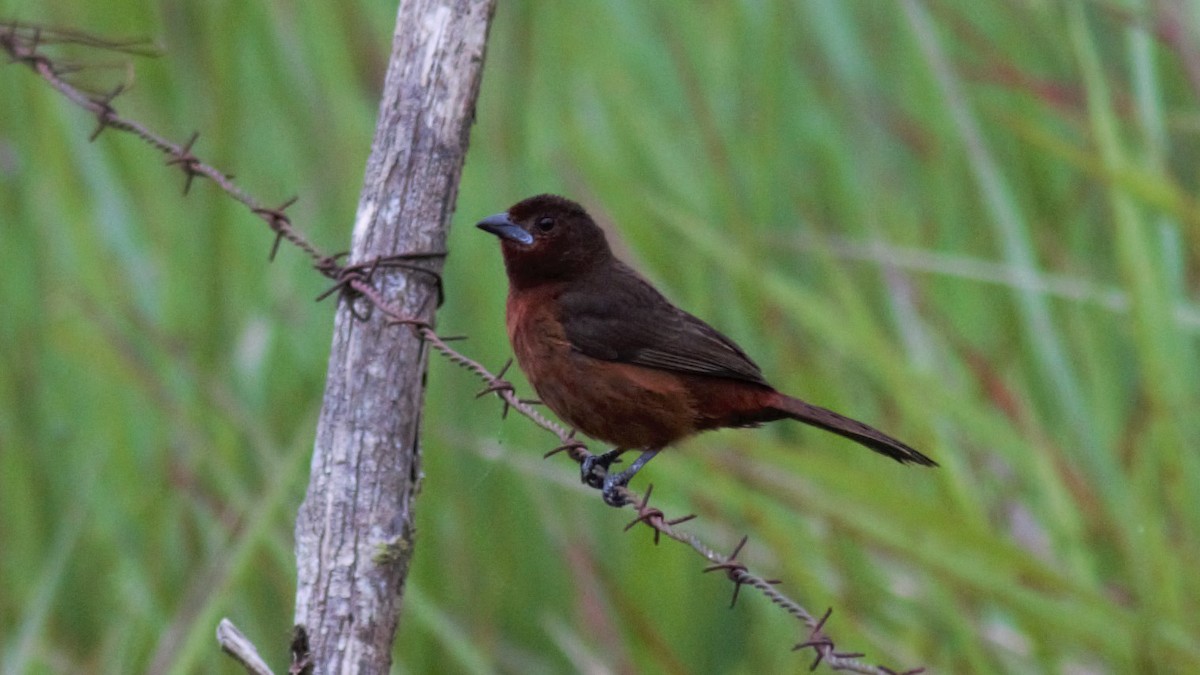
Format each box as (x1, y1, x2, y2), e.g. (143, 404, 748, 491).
(558, 262, 769, 386)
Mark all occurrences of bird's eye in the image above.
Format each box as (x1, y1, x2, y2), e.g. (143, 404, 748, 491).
(535, 217, 556, 232)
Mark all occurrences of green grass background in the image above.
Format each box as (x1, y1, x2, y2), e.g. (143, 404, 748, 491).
(2, 0, 1199, 673)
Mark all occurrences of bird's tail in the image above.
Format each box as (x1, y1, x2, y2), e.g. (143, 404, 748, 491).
(769, 393, 937, 467)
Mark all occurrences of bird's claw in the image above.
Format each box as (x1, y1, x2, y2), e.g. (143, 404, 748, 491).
(580, 448, 623, 490)
(580, 448, 661, 508)
(601, 473, 631, 507)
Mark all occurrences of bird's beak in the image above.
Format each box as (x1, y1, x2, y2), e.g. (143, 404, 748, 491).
(476, 213, 534, 245)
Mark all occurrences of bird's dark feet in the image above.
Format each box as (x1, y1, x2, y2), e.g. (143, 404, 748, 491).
(580, 448, 624, 490)
(600, 451, 667, 504)
(600, 471, 633, 507)
(579, 449, 662, 507)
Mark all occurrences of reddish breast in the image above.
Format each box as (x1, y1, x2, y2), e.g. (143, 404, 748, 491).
(505, 286, 699, 449)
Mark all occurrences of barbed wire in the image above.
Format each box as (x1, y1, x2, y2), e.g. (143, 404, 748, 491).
(2, 23, 923, 674)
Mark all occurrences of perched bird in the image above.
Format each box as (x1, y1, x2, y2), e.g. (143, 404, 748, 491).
(477, 194, 935, 506)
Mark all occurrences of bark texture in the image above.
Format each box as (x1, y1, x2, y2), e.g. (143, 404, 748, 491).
(293, 1, 496, 672)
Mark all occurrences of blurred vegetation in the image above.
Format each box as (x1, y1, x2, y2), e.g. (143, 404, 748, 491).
(2, 0, 1199, 673)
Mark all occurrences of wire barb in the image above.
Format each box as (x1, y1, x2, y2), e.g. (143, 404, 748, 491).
(543, 429, 586, 459)
(621, 484, 698, 545)
(87, 82, 124, 141)
(253, 196, 299, 261)
(793, 608, 835, 670)
(164, 131, 203, 194)
(703, 535, 757, 608)
(475, 358, 518, 417)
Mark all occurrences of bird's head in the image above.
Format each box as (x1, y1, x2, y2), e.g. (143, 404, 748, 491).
(477, 194, 613, 288)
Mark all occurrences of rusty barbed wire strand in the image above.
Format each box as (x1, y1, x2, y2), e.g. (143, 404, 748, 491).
(414, 326, 920, 674)
(2, 25, 330, 269)
(4, 25, 924, 674)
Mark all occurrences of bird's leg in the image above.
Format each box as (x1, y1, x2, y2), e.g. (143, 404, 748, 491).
(601, 449, 660, 507)
(580, 447, 624, 489)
